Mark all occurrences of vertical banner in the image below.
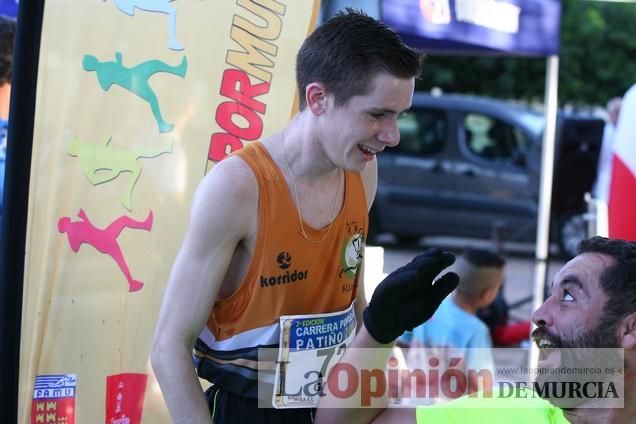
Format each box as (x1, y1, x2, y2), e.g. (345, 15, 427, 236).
(18, 1, 319, 422)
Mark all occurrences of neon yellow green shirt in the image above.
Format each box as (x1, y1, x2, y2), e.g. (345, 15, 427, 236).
(416, 389, 570, 423)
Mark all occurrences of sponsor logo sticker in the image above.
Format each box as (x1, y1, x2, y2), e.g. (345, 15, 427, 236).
(105, 373, 148, 424)
(31, 374, 76, 424)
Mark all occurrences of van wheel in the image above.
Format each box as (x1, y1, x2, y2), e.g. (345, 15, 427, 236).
(558, 213, 587, 259)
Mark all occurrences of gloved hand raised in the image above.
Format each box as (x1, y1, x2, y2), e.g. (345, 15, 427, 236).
(363, 248, 459, 344)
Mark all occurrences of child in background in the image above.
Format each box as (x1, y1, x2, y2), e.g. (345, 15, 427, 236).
(477, 286, 532, 347)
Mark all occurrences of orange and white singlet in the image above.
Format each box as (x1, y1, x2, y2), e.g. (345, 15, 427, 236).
(194, 142, 368, 398)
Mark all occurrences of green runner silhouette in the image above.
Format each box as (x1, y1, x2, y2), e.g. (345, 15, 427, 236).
(67, 136, 173, 210)
(82, 52, 187, 133)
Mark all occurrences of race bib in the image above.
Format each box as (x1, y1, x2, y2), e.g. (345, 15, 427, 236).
(272, 303, 356, 408)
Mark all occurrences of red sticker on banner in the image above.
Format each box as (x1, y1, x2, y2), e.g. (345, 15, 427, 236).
(31, 374, 77, 424)
(105, 373, 148, 424)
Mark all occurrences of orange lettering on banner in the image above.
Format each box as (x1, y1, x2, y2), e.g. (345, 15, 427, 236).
(207, 0, 286, 164)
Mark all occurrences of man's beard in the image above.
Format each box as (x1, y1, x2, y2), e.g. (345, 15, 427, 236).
(530, 315, 622, 408)
(532, 311, 619, 351)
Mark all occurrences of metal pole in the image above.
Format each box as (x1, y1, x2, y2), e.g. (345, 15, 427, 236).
(528, 55, 560, 374)
(0, 1, 44, 422)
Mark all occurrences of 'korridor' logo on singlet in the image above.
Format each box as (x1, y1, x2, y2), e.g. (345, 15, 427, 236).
(277, 251, 292, 269)
(260, 252, 309, 288)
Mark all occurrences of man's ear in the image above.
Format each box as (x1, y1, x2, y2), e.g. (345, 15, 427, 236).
(305, 82, 329, 115)
(619, 312, 636, 350)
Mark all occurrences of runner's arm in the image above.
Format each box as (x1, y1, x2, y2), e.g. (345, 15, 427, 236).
(355, 260, 368, 331)
(315, 324, 417, 424)
(355, 158, 378, 327)
(151, 157, 256, 424)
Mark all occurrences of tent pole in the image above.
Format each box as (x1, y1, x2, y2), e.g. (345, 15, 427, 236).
(528, 54, 560, 374)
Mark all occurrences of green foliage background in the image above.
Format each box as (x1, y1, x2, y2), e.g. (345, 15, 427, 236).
(416, 0, 636, 106)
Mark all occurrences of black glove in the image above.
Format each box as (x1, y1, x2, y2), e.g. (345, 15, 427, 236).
(363, 248, 459, 344)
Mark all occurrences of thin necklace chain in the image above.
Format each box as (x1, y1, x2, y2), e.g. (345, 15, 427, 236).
(280, 132, 342, 243)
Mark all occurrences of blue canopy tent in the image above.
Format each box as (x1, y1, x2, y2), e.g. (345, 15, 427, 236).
(323, 0, 562, 370)
(0, 0, 18, 17)
(382, 0, 560, 56)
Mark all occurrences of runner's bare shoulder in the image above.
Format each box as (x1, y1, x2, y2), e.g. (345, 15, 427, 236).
(189, 155, 258, 237)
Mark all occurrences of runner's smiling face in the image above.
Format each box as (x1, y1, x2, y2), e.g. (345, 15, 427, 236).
(531, 253, 617, 366)
(317, 72, 414, 173)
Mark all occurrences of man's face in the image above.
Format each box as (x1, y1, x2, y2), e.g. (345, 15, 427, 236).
(318, 72, 414, 173)
(531, 253, 626, 409)
(531, 253, 618, 364)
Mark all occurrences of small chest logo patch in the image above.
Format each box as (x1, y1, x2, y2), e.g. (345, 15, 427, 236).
(339, 233, 364, 279)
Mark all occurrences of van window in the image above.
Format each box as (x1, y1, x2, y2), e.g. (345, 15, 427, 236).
(464, 113, 530, 166)
(396, 109, 446, 155)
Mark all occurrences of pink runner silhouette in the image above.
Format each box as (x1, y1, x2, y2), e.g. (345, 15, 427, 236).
(58, 209, 153, 292)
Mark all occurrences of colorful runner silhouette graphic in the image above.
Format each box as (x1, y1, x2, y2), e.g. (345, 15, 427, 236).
(58, 209, 154, 292)
(112, 0, 184, 51)
(67, 136, 173, 210)
(82, 52, 187, 133)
